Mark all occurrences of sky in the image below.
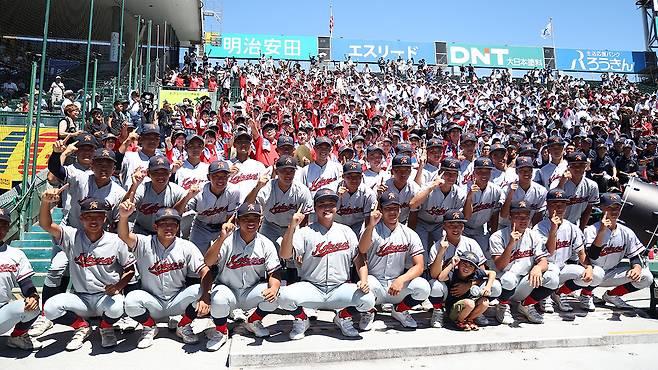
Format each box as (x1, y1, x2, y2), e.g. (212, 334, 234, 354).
(203, 0, 647, 51)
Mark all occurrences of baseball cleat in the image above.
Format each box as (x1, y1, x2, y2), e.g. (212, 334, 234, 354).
(176, 323, 199, 344)
(28, 315, 53, 337)
(495, 303, 513, 324)
(137, 326, 158, 349)
(206, 330, 227, 352)
(579, 294, 595, 312)
(245, 320, 270, 338)
(289, 317, 310, 340)
(230, 309, 247, 322)
(333, 314, 359, 337)
(100, 327, 118, 348)
(474, 315, 490, 326)
(304, 308, 318, 320)
(551, 293, 573, 312)
(430, 309, 444, 328)
(537, 298, 554, 314)
(359, 311, 375, 331)
(7, 333, 42, 351)
(168, 315, 182, 330)
(66, 326, 91, 351)
(602, 292, 634, 310)
(391, 310, 417, 328)
(381, 303, 394, 312)
(114, 316, 140, 331)
(518, 304, 544, 324)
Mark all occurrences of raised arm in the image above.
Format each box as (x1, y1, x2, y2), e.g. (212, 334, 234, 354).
(117, 199, 138, 249)
(39, 185, 69, 241)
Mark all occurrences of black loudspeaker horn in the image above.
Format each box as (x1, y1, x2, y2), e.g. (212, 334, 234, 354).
(620, 177, 658, 247)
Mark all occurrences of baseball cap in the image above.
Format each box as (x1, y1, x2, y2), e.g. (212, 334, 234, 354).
(565, 151, 588, 164)
(141, 124, 160, 136)
(392, 154, 412, 168)
(208, 160, 230, 174)
(547, 135, 565, 147)
(600, 192, 623, 207)
(458, 251, 480, 268)
(237, 202, 262, 217)
(101, 133, 117, 142)
(396, 142, 413, 154)
(148, 156, 171, 171)
(519, 144, 538, 156)
(79, 198, 111, 214)
(366, 146, 385, 156)
(510, 201, 531, 213)
(275, 155, 297, 169)
(277, 136, 295, 148)
(379, 191, 401, 207)
(474, 157, 494, 169)
(446, 123, 462, 132)
(314, 188, 339, 204)
(343, 161, 362, 174)
(186, 134, 204, 145)
(262, 122, 278, 131)
(440, 157, 460, 172)
(546, 188, 568, 203)
(352, 135, 365, 143)
(461, 133, 477, 143)
(338, 145, 354, 155)
(92, 148, 116, 162)
(75, 133, 98, 148)
(0, 208, 10, 223)
(154, 207, 181, 223)
(314, 136, 333, 147)
(515, 156, 534, 169)
(490, 143, 506, 153)
(427, 138, 443, 149)
(443, 210, 467, 223)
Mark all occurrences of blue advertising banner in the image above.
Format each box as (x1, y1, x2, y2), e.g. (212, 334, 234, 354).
(555, 49, 648, 73)
(204, 33, 318, 60)
(330, 38, 435, 63)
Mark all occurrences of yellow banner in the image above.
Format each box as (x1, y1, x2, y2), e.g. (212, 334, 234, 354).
(158, 89, 211, 109)
(0, 126, 58, 189)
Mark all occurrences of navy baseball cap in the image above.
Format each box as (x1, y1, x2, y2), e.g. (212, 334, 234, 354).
(600, 192, 623, 207)
(547, 135, 565, 147)
(314, 136, 333, 147)
(141, 124, 160, 135)
(262, 121, 278, 131)
(155, 207, 181, 223)
(352, 135, 365, 143)
(440, 157, 460, 172)
(366, 146, 385, 155)
(546, 188, 568, 203)
(75, 133, 98, 148)
(148, 155, 171, 171)
(186, 134, 204, 145)
(379, 190, 401, 207)
(446, 123, 462, 132)
(276, 155, 297, 169)
(458, 251, 480, 268)
(396, 143, 413, 154)
(277, 136, 295, 148)
(519, 144, 538, 156)
(101, 133, 117, 142)
(474, 157, 494, 169)
(490, 143, 506, 153)
(461, 133, 477, 143)
(338, 145, 354, 155)
(566, 151, 588, 164)
(515, 156, 534, 168)
(314, 188, 339, 204)
(0, 208, 10, 223)
(92, 148, 116, 162)
(79, 198, 111, 214)
(343, 161, 362, 174)
(234, 129, 252, 141)
(510, 201, 531, 213)
(443, 210, 467, 223)
(392, 154, 412, 168)
(208, 160, 230, 174)
(237, 202, 262, 217)
(427, 138, 443, 149)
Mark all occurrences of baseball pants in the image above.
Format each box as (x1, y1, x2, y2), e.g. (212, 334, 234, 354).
(44, 250, 68, 288)
(44, 292, 124, 321)
(558, 263, 605, 287)
(500, 263, 560, 302)
(598, 265, 653, 289)
(415, 219, 444, 252)
(189, 222, 220, 255)
(0, 301, 40, 335)
(124, 285, 201, 320)
(259, 220, 287, 251)
(210, 283, 278, 318)
(368, 276, 430, 305)
(278, 281, 375, 312)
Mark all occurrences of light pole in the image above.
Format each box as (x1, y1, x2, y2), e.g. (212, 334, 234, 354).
(145, 19, 152, 90)
(81, 0, 95, 126)
(32, 0, 51, 182)
(116, 0, 125, 100)
(134, 15, 141, 91)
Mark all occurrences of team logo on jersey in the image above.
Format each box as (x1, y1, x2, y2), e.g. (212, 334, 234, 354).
(309, 177, 337, 191)
(139, 203, 163, 215)
(599, 245, 625, 257)
(73, 253, 116, 267)
(509, 249, 534, 262)
(472, 202, 496, 213)
(375, 242, 410, 256)
(0, 263, 18, 273)
(181, 178, 202, 190)
(148, 259, 185, 276)
(567, 196, 588, 206)
(226, 254, 266, 269)
(229, 173, 259, 184)
(337, 206, 364, 216)
(426, 206, 448, 217)
(312, 241, 350, 257)
(198, 205, 229, 217)
(555, 240, 570, 250)
(270, 202, 298, 214)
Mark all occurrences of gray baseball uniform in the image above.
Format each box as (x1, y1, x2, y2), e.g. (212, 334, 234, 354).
(383, 177, 421, 223)
(187, 182, 241, 253)
(229, 158, 266, 203)
(463, 182, 505, 238)
(412, 162, 440, 185)
(63, 173, 127, 229)
(0, 245, 39, 333)
(534, 160, 568, 189)
(256, 179, 313, 248)
(133, 182, 187, 234)
(558, 178, 599, 226)
(121, 150, 158, 190)
(174, 160, 209, 190)
(416, 184, 467, 249)
(296, 160, 343, 196)
(322, 179, 376, 235)
(499, 182, 547, 228)
(363, 168, 390, 190)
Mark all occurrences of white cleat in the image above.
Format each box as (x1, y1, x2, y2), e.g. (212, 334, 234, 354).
(518, 304, 544, 324)
(100, 327, 118, 348)
(230, 309, 247, 322)
(244, 320, 270, 338)
(28, 315, 53, 337)
(137, 326, 158, 349)
(205, 329, 227, 352)
(114, 316, 140, 331)
(495, 303, 514, 324)
(66, 326, 91, 351)
(602, 292, 634, 310)
(391, 310, 417, 328)
(579, 294, 596, 312)
(176, 323, 199, 344)
(551, 293, 573, 312)
(304, 308, 318, 320)
(359, 311, 375, 331)
(333, 314, 359, 337)
(381, 303, 394, 312)
(289, 318, 310, 340)
(430, 309, 444, 328)
(7, 333, 42, 351)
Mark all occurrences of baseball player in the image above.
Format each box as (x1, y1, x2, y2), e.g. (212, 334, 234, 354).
(377, 154, 420, 224)
(0, 208, 42, 350)
(555, 151, 599, 230)
(410, 157, 466, 249)
(171, 134, 210, 190)
(182, 160, 240, 254)
(427, 211, 503, 328)
(413, 138, 442, 185)
(533, 189, 604, 312)
(489, 202, 559, 324)
(198, 203, 282, 351)
(124, 155, 188, 235)
(278, 189, 375, 339)
(321, 161, 377, 236)
(489, 143, 517, 189)
(534, 136, 567, 189)
(462, 157, 505, 254)
(362, 146, 390, 189)
(228, 129, 266, 203)
(118, 203, 211, 349)
(499, 156, 547, 228)
(120, 124, 162, 190)
(40, 195, 136, 350)
(458, 133, 478, 186)
(296, 137, 343, 197)
(583, 193, 653, 310)
(357, 191, 430, 330)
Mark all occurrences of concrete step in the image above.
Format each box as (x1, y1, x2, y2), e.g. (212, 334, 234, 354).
(23, 232, 52, 241)
(29, 225, 46, 232)
(31, 273, 46, 288)
(11, 239, 54, 248)
(20, 247, 52, 260)
(29, 259, 51, 273)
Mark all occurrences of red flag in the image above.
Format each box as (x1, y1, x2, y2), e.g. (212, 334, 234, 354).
(329, 9, 334, 36)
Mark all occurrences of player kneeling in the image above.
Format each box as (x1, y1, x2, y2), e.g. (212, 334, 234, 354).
(358, 191, 430, 330)
(198, 203, 281, 351)
(40, 194, 135, 351)
(278, 189, 375, 340)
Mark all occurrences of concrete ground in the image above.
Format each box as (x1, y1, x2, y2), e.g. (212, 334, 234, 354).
(1, 288, 657, 369)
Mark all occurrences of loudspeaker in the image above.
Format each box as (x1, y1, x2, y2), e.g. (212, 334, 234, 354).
(620, 177, 658, 247)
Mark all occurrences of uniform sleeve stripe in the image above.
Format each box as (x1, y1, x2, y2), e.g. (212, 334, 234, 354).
(410, 251, 424, 257)
(195, 263, 207, 274)
(627, 247, 645, 258)
(17, 271, 35, 282)
(267, 265, 282, 274)
(122, 259, 137, 269)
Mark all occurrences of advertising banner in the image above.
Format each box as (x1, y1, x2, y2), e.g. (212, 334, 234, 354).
(331, 38, 435, 63)
(204, 33, 318, 60)
(555, 48, 648, 73)
(0, 126, 58, 189)
(447, 43, 545, 69)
